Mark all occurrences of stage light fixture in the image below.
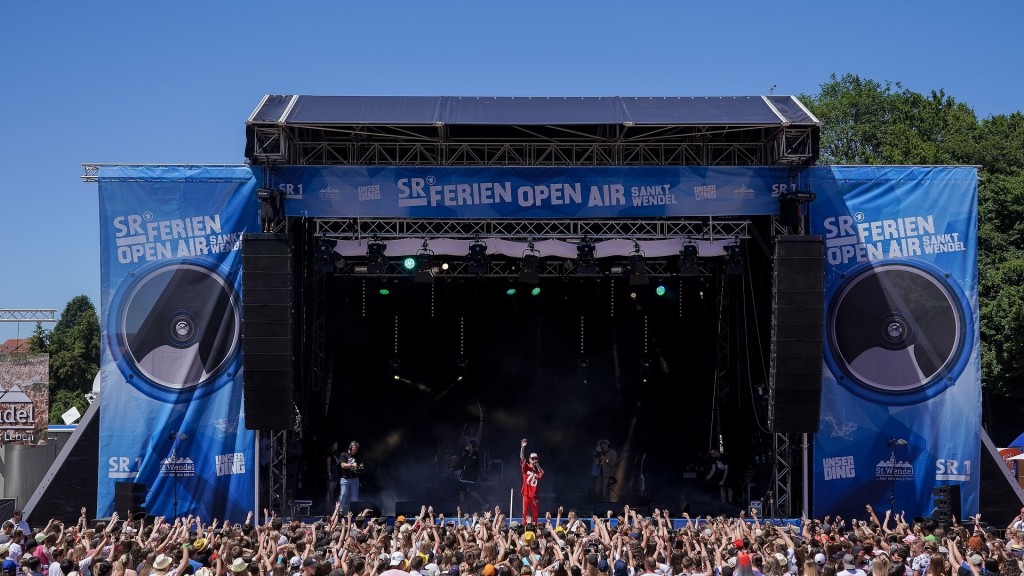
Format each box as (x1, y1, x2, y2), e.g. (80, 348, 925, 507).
(578, 358, 590, 384)
(388, 358, 401, 380)
(506, 288, 517, 296)
(678, 243, 700, 277)
(367, 241, 388, 274)
(576, 239, 599, 275)
(314, 238, 344, 273)
(456, 358, 468, 382)
(640, 358, 652, 383)
(725, 243, 745, 275)
(519, 243, 541, 285)
(626, 244, 649, 286)
(403, 257, 416, 270)
(466, 241, 490, 275)
(378, 288, 390, 296)
(414, 253, 435, 284)
(655, 285, 666, 296)
(531, 287, 542, 296)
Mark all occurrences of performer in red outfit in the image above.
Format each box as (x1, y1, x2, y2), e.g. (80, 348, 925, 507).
(519, 438, 544, 521)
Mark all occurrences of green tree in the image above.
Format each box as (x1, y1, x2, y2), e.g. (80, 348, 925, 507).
(48, 387, 90, 423)
(45, 295, 100, 394)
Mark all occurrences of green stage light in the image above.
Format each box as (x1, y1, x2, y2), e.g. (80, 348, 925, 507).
(655, 285, 666, 296)
(379, 288, 390, 296)
(403, 257, 416, 270)
(531, 287, 542, 296)
(506, 288, 517, 296)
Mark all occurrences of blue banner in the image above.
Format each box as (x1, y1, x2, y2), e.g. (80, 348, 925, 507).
(97, 165, 258, 519)
(809, 166, 979, 519)
(270, 166, 793, 218)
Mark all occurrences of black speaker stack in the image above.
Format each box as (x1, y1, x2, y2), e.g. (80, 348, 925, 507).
(769, 235, 825, 433)
(113, 481, 147, 516)
(932, 485, 962, 526)
(242, 233, 295, 431)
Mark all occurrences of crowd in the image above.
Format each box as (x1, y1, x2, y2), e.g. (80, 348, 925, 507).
(4, 504, 1024, 576)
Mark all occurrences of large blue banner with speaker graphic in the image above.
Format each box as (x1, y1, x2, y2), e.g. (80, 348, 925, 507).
(809, 166, 979, 519)
(97, 165, 258, 519)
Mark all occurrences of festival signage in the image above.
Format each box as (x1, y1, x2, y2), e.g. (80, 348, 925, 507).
(96, 165, 257, 519)
(809, 166, 980, 518)
(0, 354, 49, 445)
(270, 166, 795, 218)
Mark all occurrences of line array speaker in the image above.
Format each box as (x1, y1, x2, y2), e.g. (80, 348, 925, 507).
(242, 233, 294, 431)
(769, 235, 825, 433)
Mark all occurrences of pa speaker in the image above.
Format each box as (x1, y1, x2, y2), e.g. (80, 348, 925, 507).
(932, 485, 961, 525)
(769, 236, 824, 433)
(114, 481, 147, 515)
(242, 234, 294, 431)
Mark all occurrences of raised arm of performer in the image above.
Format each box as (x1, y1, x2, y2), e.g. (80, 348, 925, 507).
(520, 438, 543, 522)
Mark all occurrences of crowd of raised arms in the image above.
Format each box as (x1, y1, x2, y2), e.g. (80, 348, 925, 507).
(3, 504, 1024, 576)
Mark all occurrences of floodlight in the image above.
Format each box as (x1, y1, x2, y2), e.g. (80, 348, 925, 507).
(519, 243, 541, 285)
(367, 241, 388, 274)
(576, 239, 598, 275)
(725, 243, 744, 275)
(678, 244, 700, 277)
(466, 241, 490, 275)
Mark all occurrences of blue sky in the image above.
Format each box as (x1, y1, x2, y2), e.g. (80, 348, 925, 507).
(1, 0, 1021, 342)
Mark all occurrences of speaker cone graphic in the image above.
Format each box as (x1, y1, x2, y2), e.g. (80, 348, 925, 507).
(826, 262, 970, 403)
(113, 262, 240, 399)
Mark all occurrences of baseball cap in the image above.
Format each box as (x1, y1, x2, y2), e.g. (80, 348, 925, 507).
(390, 552, 405, 566)
(303, 558, 318, 569)
(814, 554, 826, 566)
(970, 555, 983, 566)
(843, 555, 855, 570)
(902, 535, 916, 543)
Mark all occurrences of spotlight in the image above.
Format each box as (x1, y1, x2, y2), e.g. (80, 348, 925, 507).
(725, 243, 744, 275)
(456, 358, 468, 382)
(530, 286, 541, 296)
(388, 358, 401, 380)
(506, 287, 517, 296)
(414, 243, 434, 284)
(367, 241, 388, 274)
(466, 241, 490, 275)
(314, 238, 343, 273)
(627, 244, 649, 286)
(655, 285, 666, 296)
(403, 257, 416, 271)
(576, 239, 598, 275)
(519, 243, 541, 285)
(378, 288, 390, 296)
(678, 244, 699, 277)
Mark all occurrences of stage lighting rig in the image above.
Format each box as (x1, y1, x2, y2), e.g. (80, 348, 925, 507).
(678, 243, 700, 277)
(255, 188, 284, 232)
(388, 358, 401, 380)
(314, 238, 344, 273)
(519, 242, 541, 285)
(779, 189, 817, 228)
(576, 238, 598, 275)
(626, 243, 649, 286)
(725, 242, 745, 275)
(466, 240, 490, 275)
(367, 241, 388, 274)
(414, 241, 435, 284)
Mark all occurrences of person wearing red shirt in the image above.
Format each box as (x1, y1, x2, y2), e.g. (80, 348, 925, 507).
(519, 438, 544, 521)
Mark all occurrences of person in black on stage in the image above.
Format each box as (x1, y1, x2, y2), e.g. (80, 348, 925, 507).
(337, 441, 364, 514)
(705, 448, 733, 504)
(326, 441, 341, 511)
(454, 439, 486, 509)
(592, 439, 618, 501)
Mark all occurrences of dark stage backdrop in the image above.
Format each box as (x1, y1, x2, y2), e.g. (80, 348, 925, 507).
(306, 243, 776, 515)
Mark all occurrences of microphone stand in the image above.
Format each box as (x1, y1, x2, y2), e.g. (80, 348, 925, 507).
(169, 431, 187, 519)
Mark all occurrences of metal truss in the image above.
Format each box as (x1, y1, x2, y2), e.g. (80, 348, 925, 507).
(315, 218, 750, 241)
(265, 430, 289, 517)
(331, 257, 710, 279)
(250, 123, 818, 167)
(0, 309, 57, 322)
(772, 433, 793, 518)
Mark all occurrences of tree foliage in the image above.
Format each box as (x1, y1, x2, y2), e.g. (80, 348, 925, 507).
(30, 295, 100, 408)
(806, 75, 1024, 397)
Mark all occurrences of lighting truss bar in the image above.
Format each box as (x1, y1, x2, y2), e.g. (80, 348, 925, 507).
(332, 258, 708, 279)
(0, 309, 57, 322)
(315, 218, 750, 241)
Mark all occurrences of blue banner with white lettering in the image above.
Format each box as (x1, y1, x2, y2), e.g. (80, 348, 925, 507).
(809, 166, 979, 519)
(97, 165, 257, 519)
(270, 166, 793, 218)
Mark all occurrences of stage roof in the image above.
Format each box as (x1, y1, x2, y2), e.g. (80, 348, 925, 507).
(246, 95, 819, 167)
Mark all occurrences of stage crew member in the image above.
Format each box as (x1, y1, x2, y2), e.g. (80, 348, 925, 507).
(337, 441, 364, 514)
